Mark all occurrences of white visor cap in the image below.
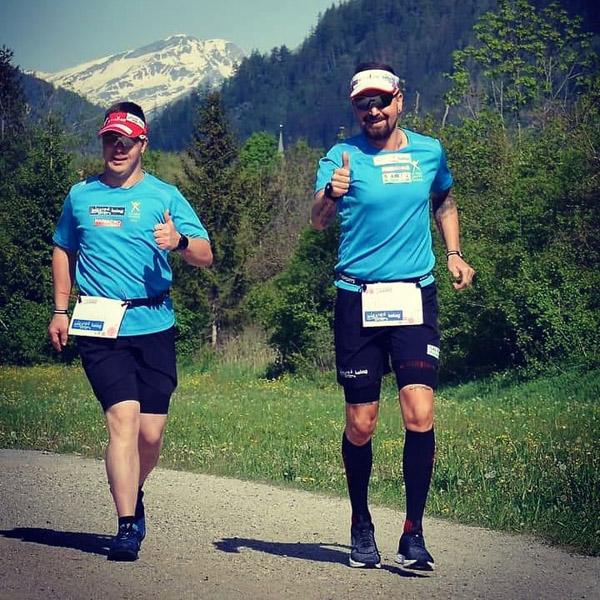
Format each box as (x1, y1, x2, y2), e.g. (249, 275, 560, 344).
(350, 69, 400, 98)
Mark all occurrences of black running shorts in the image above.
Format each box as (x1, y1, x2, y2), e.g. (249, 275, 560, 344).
(334, 284, 440, 403)
(76, 327, 177, 414)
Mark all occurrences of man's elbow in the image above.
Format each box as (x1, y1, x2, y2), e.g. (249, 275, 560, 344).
(197, 245, 213, 267)
(188, 240, 213, 267)
(204, 248, 214, 267)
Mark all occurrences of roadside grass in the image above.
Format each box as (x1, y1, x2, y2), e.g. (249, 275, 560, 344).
(0, 360, 598, 555)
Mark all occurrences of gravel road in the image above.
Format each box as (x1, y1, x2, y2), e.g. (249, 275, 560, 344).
(0, 449, 597, 599)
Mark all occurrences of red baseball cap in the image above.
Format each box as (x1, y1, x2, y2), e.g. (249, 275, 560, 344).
(97, 112, 147, 138)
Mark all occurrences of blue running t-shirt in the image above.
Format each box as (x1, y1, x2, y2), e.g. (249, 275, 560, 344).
(53, 173, 209, 335)
(315, 129, 452, 289)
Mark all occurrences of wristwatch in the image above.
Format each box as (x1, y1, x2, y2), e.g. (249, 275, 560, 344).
(324, 182, 339, 201)
(175, 233, 189, 251)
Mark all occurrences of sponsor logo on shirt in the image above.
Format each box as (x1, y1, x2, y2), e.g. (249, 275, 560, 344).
(373, 153, 412, 166)
(129, 200, 142, 221)
(94, 218, 123, 228)
(89, 206, 126, 216)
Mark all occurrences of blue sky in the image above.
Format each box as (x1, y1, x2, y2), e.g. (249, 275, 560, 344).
(0, 0, 337, 73)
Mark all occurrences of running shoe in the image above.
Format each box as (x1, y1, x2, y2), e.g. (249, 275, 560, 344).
(135, 489, 146, 542)
(349, 518, 381, 568)
(107, 523, 141, 561)
(396, 532, 435, 571)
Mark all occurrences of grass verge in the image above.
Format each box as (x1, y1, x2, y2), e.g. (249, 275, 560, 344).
(0, 363, 598, 555)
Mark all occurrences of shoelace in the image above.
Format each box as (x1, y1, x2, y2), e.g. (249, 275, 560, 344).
(409, 534, 425, 546)
(355, 525, 376, 550)
(117, 525, 138, 539)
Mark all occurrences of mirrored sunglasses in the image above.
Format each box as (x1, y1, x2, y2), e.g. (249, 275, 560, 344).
(353, 93, 395, 111)
(101, 133, 141, 150)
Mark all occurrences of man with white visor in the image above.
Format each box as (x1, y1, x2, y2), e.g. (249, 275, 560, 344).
(312, 63, 474, 570)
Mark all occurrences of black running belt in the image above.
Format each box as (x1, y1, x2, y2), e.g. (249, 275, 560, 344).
(121, 290, 170, 308)
(336, 272, 431, 288)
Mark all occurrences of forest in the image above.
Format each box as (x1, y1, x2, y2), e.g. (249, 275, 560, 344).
(153, 0, 600, 149)
(1, 0, 598, 383)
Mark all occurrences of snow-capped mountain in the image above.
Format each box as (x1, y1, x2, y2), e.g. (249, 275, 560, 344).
(34, 35, 244, 114)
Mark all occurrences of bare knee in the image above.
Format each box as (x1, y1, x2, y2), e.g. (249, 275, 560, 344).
(105, 402, 140, 446)
(139, 415, 167, 451)
(345, 403, 379, 445)
(139, 428, 163, 450)
(399, 385, 434, 431)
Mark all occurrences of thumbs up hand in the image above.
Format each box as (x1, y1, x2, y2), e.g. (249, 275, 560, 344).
(328, 152, 351, 199)
(154, 209, 180, 250)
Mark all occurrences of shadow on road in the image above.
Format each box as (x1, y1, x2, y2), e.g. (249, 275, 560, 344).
(214, 537, 425, 577)
(0, 527, 111, 556)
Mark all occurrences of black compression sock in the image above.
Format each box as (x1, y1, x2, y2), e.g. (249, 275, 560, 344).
(342, 433, 373, 523)
(403, 428, 435, 535)
(135, 488, 145, 519)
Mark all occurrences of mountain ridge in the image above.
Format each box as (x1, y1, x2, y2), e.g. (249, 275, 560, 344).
(32, 34, 244, 115)
(19, 0, 600, 151)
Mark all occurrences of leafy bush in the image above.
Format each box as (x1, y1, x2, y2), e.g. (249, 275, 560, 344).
(0, 295, 76, 365)
(172, 298, 211, 359)
(248, 226, 338, 375)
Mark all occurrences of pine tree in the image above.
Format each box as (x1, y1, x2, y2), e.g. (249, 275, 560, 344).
(0, 46, 26, 146)
(0, 116, 75, 364)
(177, 90, 242, 347)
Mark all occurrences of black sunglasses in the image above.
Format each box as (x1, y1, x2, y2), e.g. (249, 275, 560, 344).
(353, 93, 395, 111)
(102, 134, 141, 150)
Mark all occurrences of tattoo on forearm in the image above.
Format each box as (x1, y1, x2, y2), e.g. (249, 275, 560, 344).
(433, 191, 456, 220)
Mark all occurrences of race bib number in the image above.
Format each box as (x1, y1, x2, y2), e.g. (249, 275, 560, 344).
(361, 282, 423, 327)
(68, 296, 127, 338)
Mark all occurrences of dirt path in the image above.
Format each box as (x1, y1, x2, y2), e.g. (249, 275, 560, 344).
(0, 449, 597, 600)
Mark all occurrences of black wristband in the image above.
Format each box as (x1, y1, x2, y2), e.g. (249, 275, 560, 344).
(176, 233, 189, 251)
(324, 182, 339, 201)
(53, 309, 69, 315)
(446, 250, 464, 259)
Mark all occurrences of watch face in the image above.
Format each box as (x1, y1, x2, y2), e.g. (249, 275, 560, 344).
(177, 234, 189, 250)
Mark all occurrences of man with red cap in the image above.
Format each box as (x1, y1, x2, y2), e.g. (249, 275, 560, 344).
(312, 63, 474, 570)
(49, 101, 213, 561)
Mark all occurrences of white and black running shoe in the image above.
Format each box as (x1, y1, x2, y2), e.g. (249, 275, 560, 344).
(349, 518, 381, 568)
(396, 532, 435, 571)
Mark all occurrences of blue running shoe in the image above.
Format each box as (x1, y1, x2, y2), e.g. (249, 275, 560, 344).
(349, 518, 381, 568)
(396, 532, 435, 571)
(107, 523, 141, 561)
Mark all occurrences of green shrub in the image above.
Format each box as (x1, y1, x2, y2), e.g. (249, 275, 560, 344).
(0, 295, 76, 365)
(249, 226, 338, 374)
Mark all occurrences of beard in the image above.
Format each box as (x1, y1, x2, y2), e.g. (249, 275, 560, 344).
(361, 116, 397, 141)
